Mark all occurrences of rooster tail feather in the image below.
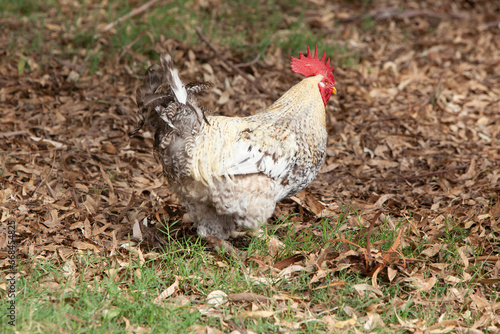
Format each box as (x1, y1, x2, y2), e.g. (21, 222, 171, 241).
(186, 82, 214, 94)
(160, 53, 187, 104)
(137, 64, 162, 108)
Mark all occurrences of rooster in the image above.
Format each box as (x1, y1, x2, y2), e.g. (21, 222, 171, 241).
(135, 46, 336, 240)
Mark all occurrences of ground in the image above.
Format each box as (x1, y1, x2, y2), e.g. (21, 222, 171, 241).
(0, 0, 499, 333)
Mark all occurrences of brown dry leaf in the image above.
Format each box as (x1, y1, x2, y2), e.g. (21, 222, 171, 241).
(426, 320, 470, 333)
(352, 283, 383, 298)
(267, 235, 285, 255)
(394, 312, 416, 330)
(291, 190, 325, 217)
(273, 253, 305, 270)
(457, 159, 477, 181)
(102, 142, 117, 154)
(311, 280, 347, 290)
(363, 312, 384, 331)
(373, 194, 396, 209)
(421, 244, 442, 258)
(469, 292, 491, 311)
(371, 266, 383, 288)
(309, 268, 328, 288)
(206, 290, 228, 306)
(104, 266, 123, 278)
(188, 325, 225, 334)
(409, 274, 437, 292)
(239, 310, 275, 318)
(490, 202, 500, 218)
(1, 2, 499, 333)
(153, 277, 179, 305)
(132, 219, 143, 241)
(324, 315, 357, 331)
(229, 292, 269, 303)
(99, 163, 117, 205)
(387, 267, 398, 282)
(72, 241, 100, 253)
(62, 259, 76, 278)
(125, 246, 145, 266)
(40, 281, 61, 293)
(456, 246, 470, 269)
(472, 312, 498, 332)
(277, 265, 306, 279)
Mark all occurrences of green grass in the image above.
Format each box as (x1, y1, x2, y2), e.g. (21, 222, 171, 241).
(1, 249, 206, 333)
(0, 0, 358, 73)
(1, 209, 497, 333)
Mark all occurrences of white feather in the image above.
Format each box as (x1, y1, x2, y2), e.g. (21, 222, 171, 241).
(161, 53, 188, 105)
(169, 67, 187, 104)
(225, 140, 295, 179)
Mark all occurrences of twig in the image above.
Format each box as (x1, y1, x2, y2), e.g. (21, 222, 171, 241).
(467, 255, 500, 263)
(368, 227, 404, 277)
(482, 21, 500, 30)
(46, 182, 57, 200)
(70, 188, 80, 210)
(229, 293, 270, 303)
(0, 131, 29, 138)
(101, 0, 159, 33)
(195, 28, 278, 100)
(235, 53, 261, 68)
(365, 212, 382, 265)
(117, 192, 136, 224)
(119, 31, 145, 59)
(316, 244, 334, 268)
(31, 156, 57, 198)
(325, 238, 363, 251)
(225, 319, 248, 334)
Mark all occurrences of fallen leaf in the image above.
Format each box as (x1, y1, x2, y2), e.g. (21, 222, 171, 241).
(206, 290, 228, 306)
(240, 310, 275, 318)
(352, 283, 383, 297)
(277, 265, 306, 279)
(324, 315, 357, 331)
(154, 277, 179, 304)
(229, 292, 269, 303)
(409, 275, 437, 292)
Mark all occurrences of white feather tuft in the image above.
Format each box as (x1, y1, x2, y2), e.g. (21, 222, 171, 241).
(170, 67, 187, 104)
(161, 53, 188, 104)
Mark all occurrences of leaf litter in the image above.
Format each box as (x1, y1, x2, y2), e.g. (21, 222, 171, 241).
(0, 0, 499, 332)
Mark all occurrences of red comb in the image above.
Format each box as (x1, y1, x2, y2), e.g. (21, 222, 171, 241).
(290, 45, 335, 83)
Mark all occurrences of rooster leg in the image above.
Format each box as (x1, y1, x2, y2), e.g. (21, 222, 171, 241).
(197, 215, 234, 240)
(188, 204, 235, 240)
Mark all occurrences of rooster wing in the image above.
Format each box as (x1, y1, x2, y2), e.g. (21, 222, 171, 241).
(190, 114, 325, 204)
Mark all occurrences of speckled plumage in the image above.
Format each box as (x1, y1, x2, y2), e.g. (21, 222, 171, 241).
(136, 51, 333, 239)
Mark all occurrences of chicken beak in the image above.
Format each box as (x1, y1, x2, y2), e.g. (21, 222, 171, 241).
(331, 87, 337, 95)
